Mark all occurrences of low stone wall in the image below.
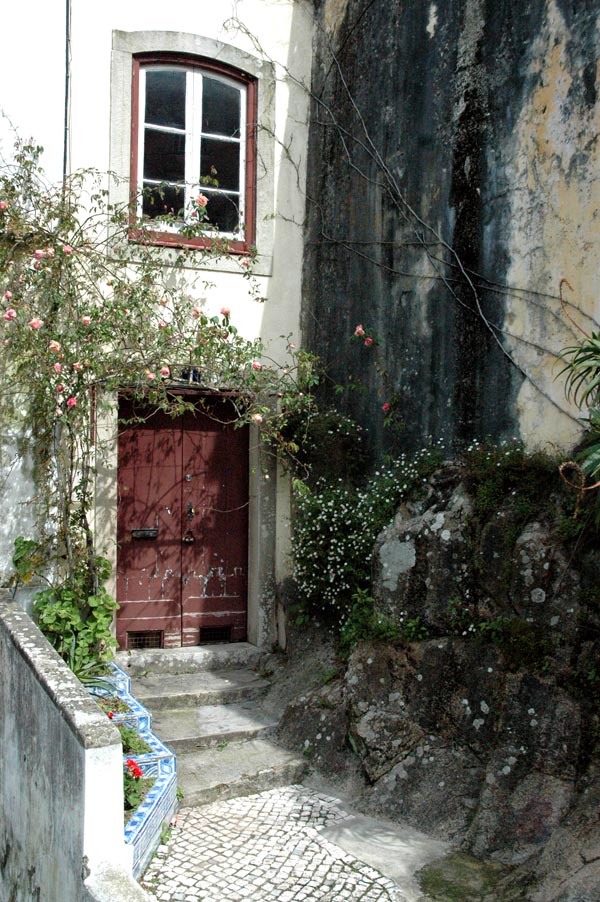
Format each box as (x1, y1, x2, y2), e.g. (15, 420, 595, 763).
(0, 593, 149, 902)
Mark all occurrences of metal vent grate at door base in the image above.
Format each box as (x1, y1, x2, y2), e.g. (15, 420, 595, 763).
(199, 626, 232, 644)
(127, 630, 163, 649)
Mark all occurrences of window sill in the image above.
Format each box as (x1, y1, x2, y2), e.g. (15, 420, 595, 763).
(118, 236, 272, 277)
(128, 226, 252, 256)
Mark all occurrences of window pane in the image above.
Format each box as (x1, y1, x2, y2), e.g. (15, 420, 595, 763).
(201, 138, 240, 192)
(145, 70, 186, 129)
(202, 78, 241, 137)
(144, 129, 185, 182)
(142, 183, 185, 219)
(204, 192, 240, 233)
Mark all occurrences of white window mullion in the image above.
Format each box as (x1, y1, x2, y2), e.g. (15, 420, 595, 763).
(137, 67, 147, 218)
(184, 70, 197, 211)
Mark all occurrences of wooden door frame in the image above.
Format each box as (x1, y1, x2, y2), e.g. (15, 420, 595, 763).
(93, 391, 282, 649)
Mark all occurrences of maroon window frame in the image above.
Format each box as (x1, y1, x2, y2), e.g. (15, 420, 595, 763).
(130, 52, 257, 254)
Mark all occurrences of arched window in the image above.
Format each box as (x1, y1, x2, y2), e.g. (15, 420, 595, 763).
(131, 54, 257, 252)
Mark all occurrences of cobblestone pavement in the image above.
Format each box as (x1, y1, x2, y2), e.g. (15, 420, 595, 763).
(141, 785, 408, 901)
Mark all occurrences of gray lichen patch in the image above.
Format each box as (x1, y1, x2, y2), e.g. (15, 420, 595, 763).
(379, 539, 416, 591)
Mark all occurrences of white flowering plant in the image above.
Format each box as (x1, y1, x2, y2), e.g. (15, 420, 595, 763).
(291, 446, 443, 624)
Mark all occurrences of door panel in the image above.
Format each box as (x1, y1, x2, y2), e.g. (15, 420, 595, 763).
(181, 409, 249, 644)
(116, 398, 248, 649)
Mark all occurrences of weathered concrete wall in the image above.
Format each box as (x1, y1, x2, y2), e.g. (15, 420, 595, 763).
(303, 0, 599, 456)
(0, 595, 147, 902)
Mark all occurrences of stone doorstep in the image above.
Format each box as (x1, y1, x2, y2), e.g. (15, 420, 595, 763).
(150, 700, 280, 753)
(176, 738, 308, 807)
(129, 668, 271, 711)
(115, 642, 264, 677)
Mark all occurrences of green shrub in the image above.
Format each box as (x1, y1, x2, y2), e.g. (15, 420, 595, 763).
(338, 588, 428, 658)
(32, 555, 117, 679)
(281, 408, 367, 484)
(462, 441, 560, 519)
(117, 724, 152, 756)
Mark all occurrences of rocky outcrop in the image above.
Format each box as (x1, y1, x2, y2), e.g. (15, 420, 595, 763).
(277, 462, 600, 899)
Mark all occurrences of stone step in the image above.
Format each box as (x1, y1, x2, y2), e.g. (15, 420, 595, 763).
(151, 700, 279, 753)
(176, 738, 307, 807)
(129, 669, 270, 711)
(116, 642, 264, 677)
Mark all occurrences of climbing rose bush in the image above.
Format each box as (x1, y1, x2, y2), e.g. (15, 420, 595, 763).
(0, 139, 317, 625)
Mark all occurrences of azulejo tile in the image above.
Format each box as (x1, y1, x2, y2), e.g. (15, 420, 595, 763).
(87, 663, 178, 879)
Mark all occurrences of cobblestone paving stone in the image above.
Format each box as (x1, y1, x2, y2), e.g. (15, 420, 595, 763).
(141, 785, 408, 901)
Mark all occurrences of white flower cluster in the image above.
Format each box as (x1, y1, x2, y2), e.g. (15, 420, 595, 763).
(291, 447, 442, 614)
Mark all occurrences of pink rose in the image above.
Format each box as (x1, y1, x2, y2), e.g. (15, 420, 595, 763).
(81, 315, 92, 326)
(289, 342, 296, 350)
(29, 318, 43, 330)
(382, 402, 391, 413)
(192, 307, 201, 319)
(364, 337, 373, 347)
(3, 309, 17, 321)
(67, 396, 77, 408)
(54, 363, 62, 374)
(195, 194, 208, 207)
(55, 407, 63, 416)
(220, 307, 231, 317)
(34, 249, 45, 260)
(160, 366, 170, 377)
(252, 413, 263, 424)
(240, 258, 251, 269)
(73, 362, 83, 371)
(48, 340, 61, 353)
(146, 371, 156, 382)
(158, 320, 167, 329)
(354, 324, 365, 337)
(56, 384, 64, 393)
(0, 201, 7, 210)
(4, 291, 12, 300)
(2, 339, 9, 346)
(63, 245, 73, 255)
(251, 361, 262, 371)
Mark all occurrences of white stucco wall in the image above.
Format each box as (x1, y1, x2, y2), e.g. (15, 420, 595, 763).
(1, 0, 313, 349)
(0, 2, 312, 603)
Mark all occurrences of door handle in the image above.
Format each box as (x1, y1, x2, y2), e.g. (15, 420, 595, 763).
(187, 502, 195, 521)
(183, 530, 195, 545)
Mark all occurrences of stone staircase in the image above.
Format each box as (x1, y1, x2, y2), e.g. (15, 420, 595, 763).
(115, 643, 306, 808)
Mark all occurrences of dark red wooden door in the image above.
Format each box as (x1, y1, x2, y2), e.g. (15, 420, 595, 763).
(116, 398, 249, 649)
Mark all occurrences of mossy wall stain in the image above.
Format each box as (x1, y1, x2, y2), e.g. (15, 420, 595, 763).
(303, 0, 599, 457)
